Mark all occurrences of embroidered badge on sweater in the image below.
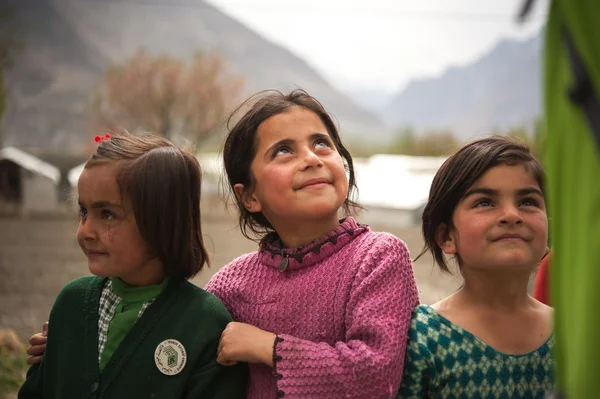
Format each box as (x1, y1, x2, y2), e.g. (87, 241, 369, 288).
(155, 339, 187, 375)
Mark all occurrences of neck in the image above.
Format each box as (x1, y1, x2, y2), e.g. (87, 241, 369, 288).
(456, 267, 533, 310)
(271, 215, 341, 248)
(118, 257, 166, 287)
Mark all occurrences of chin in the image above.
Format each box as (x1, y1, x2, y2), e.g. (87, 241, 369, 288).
(494, 252, 537, 270)
(302, 206, 340, 221)
(88, 262, 114, 278)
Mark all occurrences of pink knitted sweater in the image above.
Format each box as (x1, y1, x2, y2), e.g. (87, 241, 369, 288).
(205, 218, 419, 398)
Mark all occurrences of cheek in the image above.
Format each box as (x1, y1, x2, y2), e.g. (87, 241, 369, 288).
(331, 158, 349, 189)
(76, 225, 84, 246)
(532, 213, 549, 241)
(99, 222, 121, 244)
(453, 213, 490, 246)
(259, 167, 292, 194)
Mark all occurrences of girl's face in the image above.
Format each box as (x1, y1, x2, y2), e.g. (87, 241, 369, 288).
(76, 162, 163, 286)
(441, 164, 548, 274)
(235, 107, 349, 230)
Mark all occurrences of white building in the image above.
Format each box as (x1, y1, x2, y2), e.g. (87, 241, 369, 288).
(0, 147, 61, 212)
(66, 152, 446, 228)
(356, 154, 447, 228)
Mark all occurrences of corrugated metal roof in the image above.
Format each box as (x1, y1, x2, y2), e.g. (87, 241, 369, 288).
(0, 147, 61, 185)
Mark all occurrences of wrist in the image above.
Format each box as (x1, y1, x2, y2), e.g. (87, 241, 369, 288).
(261, 332, 277, 367)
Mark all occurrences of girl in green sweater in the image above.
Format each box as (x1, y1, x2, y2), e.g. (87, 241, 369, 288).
(19, 131, 247, 399)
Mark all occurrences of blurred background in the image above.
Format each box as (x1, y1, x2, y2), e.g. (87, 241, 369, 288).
(0, 0, 548, 396)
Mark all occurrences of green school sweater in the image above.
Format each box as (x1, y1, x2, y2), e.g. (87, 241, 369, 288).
(99, 277, 168, 371)
(18, 276, 248, 399)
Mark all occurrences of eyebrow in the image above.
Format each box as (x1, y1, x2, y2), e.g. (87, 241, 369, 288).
(263, 133, 331, 160)
(463, 186, 544, 198)
(78, 200, 123, 209)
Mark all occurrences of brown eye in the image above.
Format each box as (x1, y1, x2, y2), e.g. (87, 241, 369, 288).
(315, 138, 331, 148)
(274, 146, 291, 157)
(101, 210, 115, 220)
(474, 199, 492, 207)
(521, 198, 539, 207)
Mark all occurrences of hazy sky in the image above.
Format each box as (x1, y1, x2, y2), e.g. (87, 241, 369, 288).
(205, 0, 548, 93)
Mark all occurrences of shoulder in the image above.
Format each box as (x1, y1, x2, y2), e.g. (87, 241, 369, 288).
(177, 281, 233, 330)
(355, 230, 411, 260)
(55, 276, 103, 303)
(350, 230, 414, 277)
(47, 276, 103, 320)
(204, 251, 259, 299)
(405, 305, 440, 356)
(207, 252, 258, 283)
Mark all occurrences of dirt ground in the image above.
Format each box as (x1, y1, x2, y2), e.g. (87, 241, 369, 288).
(0, 201, 463, 343)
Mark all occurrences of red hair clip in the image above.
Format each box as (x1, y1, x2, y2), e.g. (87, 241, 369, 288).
(95, 133, 111, 143)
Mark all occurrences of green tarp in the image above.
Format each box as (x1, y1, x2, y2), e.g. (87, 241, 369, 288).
(543, 1, 600, 397)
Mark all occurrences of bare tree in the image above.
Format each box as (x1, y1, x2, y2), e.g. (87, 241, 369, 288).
(88, 49, 243, 144)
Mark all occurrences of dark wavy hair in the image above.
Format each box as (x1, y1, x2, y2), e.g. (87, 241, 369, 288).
(223, 89, 361, 240)
(86, 129, 209, 279)
(416, 136, 545, 273)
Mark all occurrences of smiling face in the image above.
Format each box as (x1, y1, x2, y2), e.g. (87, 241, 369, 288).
(76, 161, 163, 286)
(234, 107, 349, 231)
(440, 164, 548, 273)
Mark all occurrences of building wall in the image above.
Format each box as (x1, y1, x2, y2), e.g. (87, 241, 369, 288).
(21, 169, 59, 212)
(360, 205, 420, 229)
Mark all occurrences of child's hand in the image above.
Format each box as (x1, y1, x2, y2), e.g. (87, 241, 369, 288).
(26, 322, 48, 365)
(217, 322, 276, 367)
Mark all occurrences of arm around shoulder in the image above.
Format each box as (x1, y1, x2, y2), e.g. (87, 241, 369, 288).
(183, 289, 248, 398)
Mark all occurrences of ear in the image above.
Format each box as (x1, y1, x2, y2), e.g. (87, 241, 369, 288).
(435, 223, 457, 255)
(233, 183, 262, 213)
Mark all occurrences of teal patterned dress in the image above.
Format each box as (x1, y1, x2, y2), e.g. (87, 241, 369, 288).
(398, 305, 554, 398)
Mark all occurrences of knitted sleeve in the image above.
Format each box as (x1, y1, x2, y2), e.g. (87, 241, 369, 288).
(273, 235, 419, 398)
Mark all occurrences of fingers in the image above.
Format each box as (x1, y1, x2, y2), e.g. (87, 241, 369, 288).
(216, 322, 238, 366)
(24, 323, 50, 366)
(216, 351, 238, 366)
(29, 333, 47, 347)
(26, 342, 46, 356)
(216, 342, 237, 366)
(26, 354, 44, 366)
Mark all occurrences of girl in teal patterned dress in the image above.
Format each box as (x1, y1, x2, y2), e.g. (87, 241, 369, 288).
(398, 137, 554, 398)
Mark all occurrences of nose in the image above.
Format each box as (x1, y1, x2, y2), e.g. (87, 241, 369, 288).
(76, 217, 97, 242)
(300, 148, 323, 170)
(499, 203, 523, 225)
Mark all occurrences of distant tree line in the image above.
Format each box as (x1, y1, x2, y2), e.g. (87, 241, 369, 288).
(348, 119, 545, 158)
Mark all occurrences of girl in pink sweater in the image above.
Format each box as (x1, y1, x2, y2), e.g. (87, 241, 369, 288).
(206, 89, 419, 398)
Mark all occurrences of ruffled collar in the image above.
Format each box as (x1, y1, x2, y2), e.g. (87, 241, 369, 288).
(258, 217, 368, 272)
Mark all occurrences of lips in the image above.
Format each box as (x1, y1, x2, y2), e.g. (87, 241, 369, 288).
(86, 250, 108, 257)
(297, 178, 330, 190)
(493, 233, 527, 242)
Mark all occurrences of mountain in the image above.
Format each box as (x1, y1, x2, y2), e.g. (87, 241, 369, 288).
(342, 86, 394, 115)
(381, 31, 543, 138)
(1, 0, 385, 152)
